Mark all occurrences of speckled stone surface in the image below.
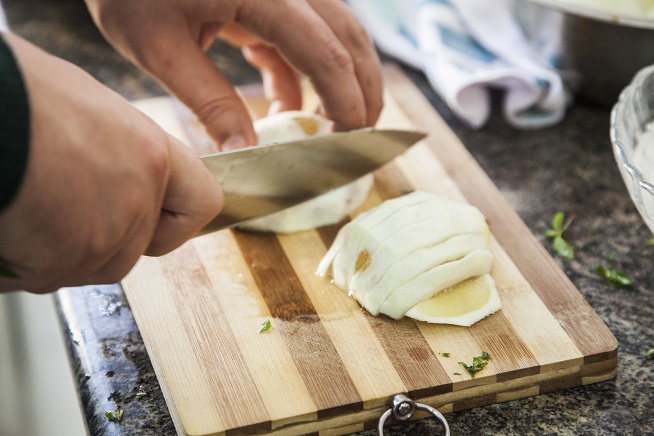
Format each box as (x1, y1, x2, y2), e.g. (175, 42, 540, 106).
(4, 0, 654, 434)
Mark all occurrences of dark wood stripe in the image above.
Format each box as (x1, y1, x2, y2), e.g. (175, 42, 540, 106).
(539, 374, 583, 395)
(233, 230, 363, 416)
(466, 311, 541, 381)
(495, 366, 541, 383)
(366, 315, 454, 397)
(579, 357, 619, 377)
(162, 243, 271, 432)
(583, 346, 619, 365)
(452, 393, 497, 412)
(363, 418, 379, 431)
(225, 421, 273, 436)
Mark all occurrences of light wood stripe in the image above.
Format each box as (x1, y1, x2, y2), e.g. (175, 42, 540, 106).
(372, 163, 414, 199)
(191, 231, 319, 428)
(162, 244, 272, 434)
(277, 230, 408, 407)
(122, 256, 227, 435)
(488, 239, 586, 367)
(232, 231, 364, 417)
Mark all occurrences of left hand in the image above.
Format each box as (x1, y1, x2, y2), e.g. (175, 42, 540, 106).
(83, 0, 384, 150)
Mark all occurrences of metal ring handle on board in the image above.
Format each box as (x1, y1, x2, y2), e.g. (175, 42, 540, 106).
(378, 394, 450, 435)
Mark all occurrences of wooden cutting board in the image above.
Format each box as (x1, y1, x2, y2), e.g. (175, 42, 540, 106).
(122, 64, 618, 436)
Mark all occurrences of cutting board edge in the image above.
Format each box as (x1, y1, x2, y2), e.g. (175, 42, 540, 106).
(220, 356, 619, 436)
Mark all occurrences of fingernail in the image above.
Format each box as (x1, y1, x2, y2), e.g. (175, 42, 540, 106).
(221, 134, 247, 151)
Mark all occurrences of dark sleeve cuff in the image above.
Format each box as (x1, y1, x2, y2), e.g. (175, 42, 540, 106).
(0, 33, 30, 212)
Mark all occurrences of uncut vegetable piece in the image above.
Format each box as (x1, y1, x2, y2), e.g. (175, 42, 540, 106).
(236, 110, 374, 234)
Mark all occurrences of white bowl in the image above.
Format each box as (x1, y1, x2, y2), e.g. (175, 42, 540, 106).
(610, 64, 654, 235)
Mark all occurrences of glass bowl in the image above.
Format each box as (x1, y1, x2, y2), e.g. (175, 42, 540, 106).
(610, 64, 654, 235)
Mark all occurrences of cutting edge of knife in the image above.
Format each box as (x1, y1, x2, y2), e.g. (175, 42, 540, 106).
(197, 127, 428, 234)
(199, 127, 427, 160)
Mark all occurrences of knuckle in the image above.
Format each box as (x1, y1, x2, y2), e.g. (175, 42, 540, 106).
(345, 22, 373, 53)
(322, 39, 355, 73)
(139, 132, 171, 182)
(194, 94, 243, 127)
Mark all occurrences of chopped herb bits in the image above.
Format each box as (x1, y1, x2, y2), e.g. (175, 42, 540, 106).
(459, 351, 491, 378)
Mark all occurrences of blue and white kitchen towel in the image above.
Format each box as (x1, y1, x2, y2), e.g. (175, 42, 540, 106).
(347, 0, 570, 129)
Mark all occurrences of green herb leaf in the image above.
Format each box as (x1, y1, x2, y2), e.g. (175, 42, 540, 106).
(645, 349, 654, 359)
(544, 212, 575, 260)
(136, 392, 147, 398)
(259, 319, 272, 333)
(453, 372, 462, 376)
(596, 266, 634, 288)
(552, 236, 575, 260)
(459, 351, 491, 378)
(105, 410, 123, 423)
(646, 239, 654, 247)
(442, 352, 451, 357)
(552, 211, 565, 230)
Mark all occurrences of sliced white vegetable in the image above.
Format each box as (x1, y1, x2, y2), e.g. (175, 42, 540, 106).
(405, 274, 502, 327)
(356, 233, 490, 315)
(316, 191, 433, 278)
(317, 191, 499, 325)
(379, 249, 494, 319)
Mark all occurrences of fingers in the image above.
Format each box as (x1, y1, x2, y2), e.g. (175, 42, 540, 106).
(236, 0, 383, 130)
(146, 135, 224, 256)
(306, 0, 384, 127)
(147, 30, 258, 150)
(241, 44, 303, 115)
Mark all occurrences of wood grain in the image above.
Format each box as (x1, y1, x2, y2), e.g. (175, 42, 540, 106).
(123, 65, 618, 436)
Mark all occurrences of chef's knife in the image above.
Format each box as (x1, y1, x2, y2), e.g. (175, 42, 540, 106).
(198, 128, 426, 234)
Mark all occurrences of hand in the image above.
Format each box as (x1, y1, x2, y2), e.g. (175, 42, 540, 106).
(83, 0, 384, 150)
(0, 33, 223, 294)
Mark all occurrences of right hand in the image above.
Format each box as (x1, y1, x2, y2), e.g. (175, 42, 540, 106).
(0, 33, 223, 294)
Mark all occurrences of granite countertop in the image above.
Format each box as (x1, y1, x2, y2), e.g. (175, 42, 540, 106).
(5, 0, 654, 435)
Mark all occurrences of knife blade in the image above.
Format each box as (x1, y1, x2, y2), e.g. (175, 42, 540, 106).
(198, 128, 426, 234)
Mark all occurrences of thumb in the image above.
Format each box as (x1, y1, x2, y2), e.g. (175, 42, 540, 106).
(150, 37, 257, 151)
(146, 135, 224, 256)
